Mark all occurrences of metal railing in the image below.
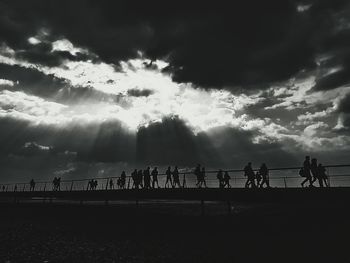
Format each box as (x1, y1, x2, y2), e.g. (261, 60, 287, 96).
(1, 164, 350, 193)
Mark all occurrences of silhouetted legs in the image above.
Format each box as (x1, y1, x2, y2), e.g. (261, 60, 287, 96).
(165, 177, 173, 188)
(245, 177, 256, 188)
(245, 178, 250, 188)
(152, 178, 159, 188)
(173, 178, 181, 188)
(301, 175, 313, 187)
(198, 178, 207, 188)
(223, 180, 231, 188)
(260, 176, 270, 188)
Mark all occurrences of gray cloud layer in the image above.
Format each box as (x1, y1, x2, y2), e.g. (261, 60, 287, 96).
(1, 0, 350, 181)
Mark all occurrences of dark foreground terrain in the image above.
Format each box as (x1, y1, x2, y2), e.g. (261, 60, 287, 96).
(0, 199, 349, 263)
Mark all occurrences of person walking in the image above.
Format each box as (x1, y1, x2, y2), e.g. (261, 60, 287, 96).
(217, 169, 224, 188)
(223, 171, 231, 188)
(151, 167, 159, 188)
(172, 166, 181, 188)
(244, 162, 256, 188)
(165, 166, 173, 188)
(143, 167, 151, 189)
(259, 163, 270, 188)
(29, 179, 35, 191)
(301, 156, 313, 187)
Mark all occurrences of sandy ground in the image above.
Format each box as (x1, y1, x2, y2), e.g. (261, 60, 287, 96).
(0, 200, 349, 263)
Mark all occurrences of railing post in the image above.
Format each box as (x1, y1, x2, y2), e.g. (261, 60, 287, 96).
(44, 183, 46, 192)
(22, 184, 25, 192)
(283, 177, 287, 188)
(182, 173, 187, 188)
(70, 181, 74, 191)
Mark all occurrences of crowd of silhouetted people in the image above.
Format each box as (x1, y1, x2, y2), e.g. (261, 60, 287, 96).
(3, 157, 332, 192)
(299, 156, 328, 188)
(242, 162, 270, 188)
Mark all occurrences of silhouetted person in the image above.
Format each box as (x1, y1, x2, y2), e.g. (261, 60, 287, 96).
(109, 178, 114, 189)
(255, 171, 262, 187)
(120, 171, 126, 189)
(173, 166, 181, 188)
(317, 163, 328, 187)
(137, 169, 143, 188)
(143, 167, 151, 189)
(94, 180, 98, 190)
(151, 167, 159, 188)
(131, 169, 138, 189)
(217, 169, 224, 188)
(88, 179, 95, 190)
(53, 177, 57, 191)
(194, 164, 201, 187)
(117, 178, 122, 188)
(301, 156, 313, 187)
(198, 167, 207, 188)
(53, 177, 61, 191)
(259, 163, 270, 188)
(89, 179, 97, 190)
(165, 166, 172, 188)
(311, 158, 319, 185)
(223, 171, 231, 188)
(14, 184, 17, 192)
(244, 162, 256, 188)
(29, 179, 35, 191)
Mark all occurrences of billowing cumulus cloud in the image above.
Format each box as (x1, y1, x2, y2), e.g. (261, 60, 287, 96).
(0, 0, 348, 88)
(0, 0, 350, 181)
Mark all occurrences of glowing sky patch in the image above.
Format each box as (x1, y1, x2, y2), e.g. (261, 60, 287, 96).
(0, 41, 265, 133)
(0, 34, 350, 154)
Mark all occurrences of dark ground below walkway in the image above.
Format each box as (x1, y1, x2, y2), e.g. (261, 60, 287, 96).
(0, 200, 349, 263)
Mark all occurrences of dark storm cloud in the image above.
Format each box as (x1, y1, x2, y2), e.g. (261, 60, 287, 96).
(337, 93, 350, 130)
(203, 126, 299, 167)
(0, 117, 136, 163)
(0, 115, 297, 171)
(0, 63, 67, 96)
(127, 89, 153, 97)
(312, 52, 350, 91)
(1, 0, 350, 181)
(136, 118, 201, 165)
(0, 0, 349, 90)
(0, 63, 125, 104)
(15, 44, 94, 67)
(136, 117, 298, 167)
(338, 93, 350, 113)
(312, 4, 350, 91)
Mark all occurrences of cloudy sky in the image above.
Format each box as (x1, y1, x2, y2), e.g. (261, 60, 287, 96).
(0, 0, 350, 181)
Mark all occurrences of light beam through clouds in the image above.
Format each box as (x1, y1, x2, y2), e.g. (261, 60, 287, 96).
(1, 30, 350, 170)
(0, 39, 265, 134)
